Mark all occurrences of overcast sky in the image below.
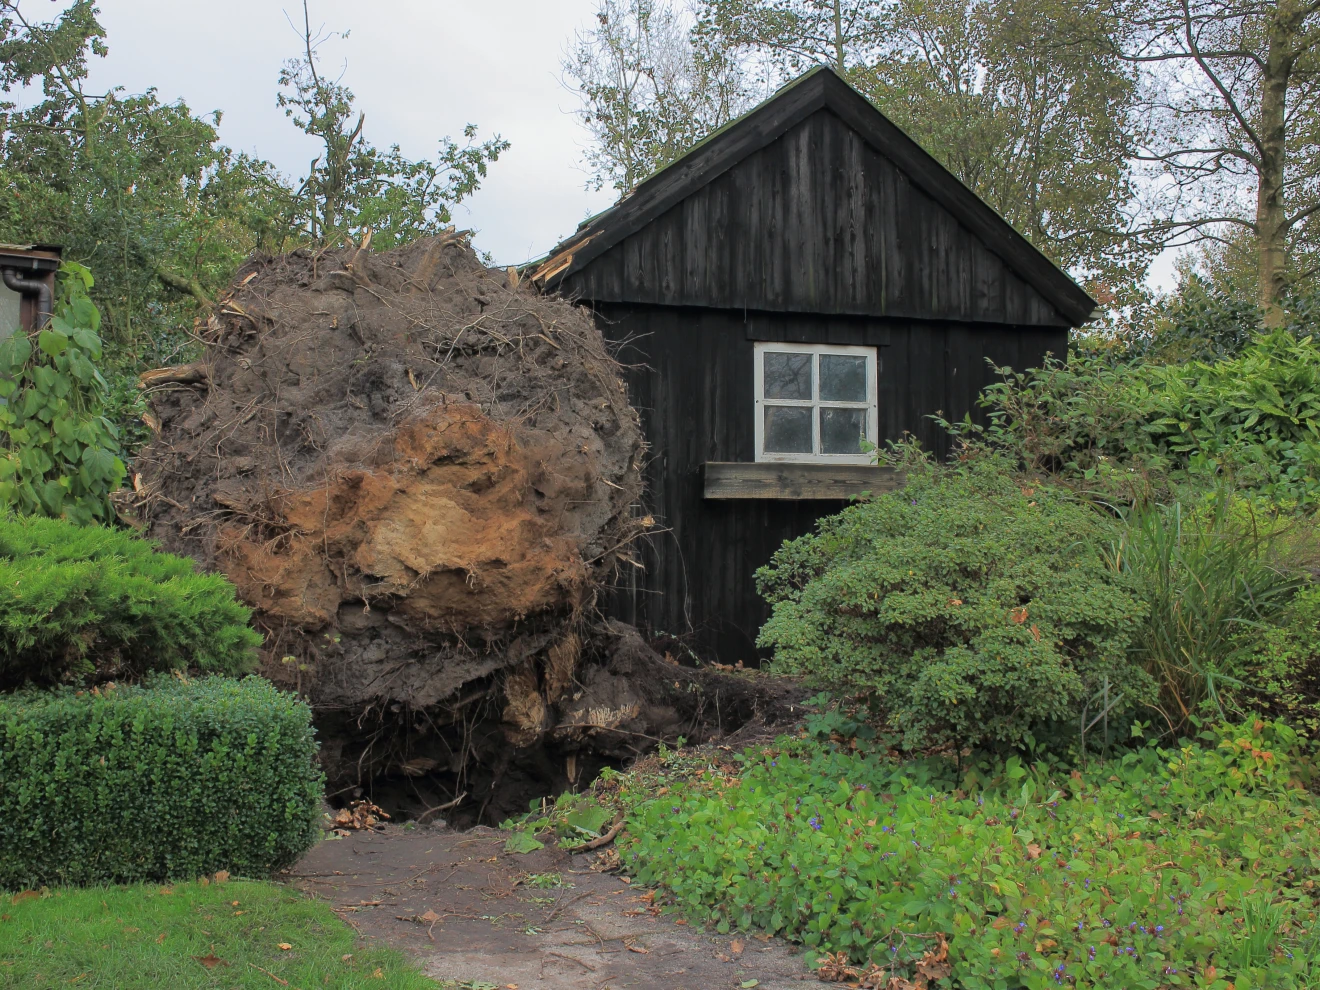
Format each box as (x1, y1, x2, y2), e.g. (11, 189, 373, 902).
(37, 0, 1178, 287)
(76, 0, 616, 267)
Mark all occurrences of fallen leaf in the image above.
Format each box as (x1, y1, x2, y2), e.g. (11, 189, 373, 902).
(730, 938, 745, 956)
(193, 954, 229, 969)
(277, 942, 292, 951)
(197, 877, 209, 887)
(625, 942, 649, 954)
(155, 933, 166, 944)
(741, 982, 760, 989)
(10, 892, 36, 905)
(371, 968, 385, 979)
(1009, 606, 1028, 624)
(214, 871, 230, 884)
(1030, 623, 1041, 642)
(231, 901, 240, 907)
(418, 910, 441, 924)
(1026, 843, 1042, 860)
(341, 954, 353, 963)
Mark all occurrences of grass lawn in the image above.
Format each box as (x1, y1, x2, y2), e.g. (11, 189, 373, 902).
(0, 877, 438, 989)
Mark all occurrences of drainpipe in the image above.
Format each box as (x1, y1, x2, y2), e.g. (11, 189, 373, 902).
(1, 269, 52, 330)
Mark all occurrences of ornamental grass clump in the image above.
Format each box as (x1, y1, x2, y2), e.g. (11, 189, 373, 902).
(756, 461, 1150, 750)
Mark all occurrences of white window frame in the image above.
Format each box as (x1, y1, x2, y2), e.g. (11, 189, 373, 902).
(753, 342, 879, 465)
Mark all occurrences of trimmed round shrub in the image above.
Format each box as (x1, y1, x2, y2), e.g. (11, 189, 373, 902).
(756, 461, 1152, 750)
(0, 676, 323, 888)
(0, 514, 261, 689)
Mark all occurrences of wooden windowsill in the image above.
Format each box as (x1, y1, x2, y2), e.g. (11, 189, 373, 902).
(702, 462, 905, 500)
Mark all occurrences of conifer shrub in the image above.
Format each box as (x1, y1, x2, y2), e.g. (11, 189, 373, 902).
(0, 515, 260, 689)
(756, 461, 1151, 750)
(0, 676, 323, 888)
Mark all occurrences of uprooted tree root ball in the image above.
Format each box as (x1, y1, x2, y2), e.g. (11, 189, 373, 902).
(132, 234, 795, 820)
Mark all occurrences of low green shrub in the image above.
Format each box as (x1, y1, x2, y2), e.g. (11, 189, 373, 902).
(0, 514, 260, 689)
(756, 462, 1150, 750)
(614, 721, 1320, 990)
(1240, 584, 1320, 737)
(0, 675, 323, 888)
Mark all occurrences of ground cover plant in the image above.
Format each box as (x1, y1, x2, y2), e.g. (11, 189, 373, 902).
(0, 514, 260, 689)
(0, 676, 322, 888)
(756, 461, 1151, 751)
(580, 719, 1320, 990)
(0, 878, 437, 989)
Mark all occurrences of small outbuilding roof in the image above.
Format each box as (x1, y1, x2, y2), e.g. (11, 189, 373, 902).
(534, 66, 1096, 327)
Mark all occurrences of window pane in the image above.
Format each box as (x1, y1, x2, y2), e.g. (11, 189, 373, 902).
(820, 407, 867, 454)
(820, 354, 867, 402)
(763, 351, 812, 400)
(764, 406, 812, 453)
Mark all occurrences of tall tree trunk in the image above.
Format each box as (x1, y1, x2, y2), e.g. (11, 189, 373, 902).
(833, 0, 845, 71)
(1257, 8, 1297, 319)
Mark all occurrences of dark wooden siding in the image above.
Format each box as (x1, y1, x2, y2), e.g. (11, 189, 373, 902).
(595, 303, 1065, 662)
(566, 110, 1068, 327)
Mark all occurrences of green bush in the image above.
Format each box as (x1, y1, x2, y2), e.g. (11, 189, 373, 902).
(0, 676, 323, 888)
(1240, 583, 1320, 736)
(0, 263, 126, 525)
(972, 328, 1320, 505)
(0, 514, 260, 689)
(612, 720, 1320, 990)
(756, 462, 1150, 751)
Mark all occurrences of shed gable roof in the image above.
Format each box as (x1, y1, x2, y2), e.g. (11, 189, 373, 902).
(533, 67, 1096, 328)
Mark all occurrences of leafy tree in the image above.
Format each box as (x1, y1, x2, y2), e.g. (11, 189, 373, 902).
(1107, 0, 1320, 314)
(0, 0, 286, 361)
(0, 262, 125, 525)
(563, 0, 754, 192)
(693, 0, 1150, 291)
(858, 0, 1148, 291)
(279, 0, 508, 247)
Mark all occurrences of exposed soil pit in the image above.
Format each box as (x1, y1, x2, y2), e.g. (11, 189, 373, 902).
(131, 234, 802, 823)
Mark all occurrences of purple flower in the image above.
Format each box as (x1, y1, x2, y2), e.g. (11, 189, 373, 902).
(808, 816, 822, 831)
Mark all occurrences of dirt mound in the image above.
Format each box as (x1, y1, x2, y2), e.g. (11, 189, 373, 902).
(134, 233, 646, 750)
(134, 233, 801, 816)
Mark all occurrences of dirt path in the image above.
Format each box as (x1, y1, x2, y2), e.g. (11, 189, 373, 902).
(286, 823, 811, 990)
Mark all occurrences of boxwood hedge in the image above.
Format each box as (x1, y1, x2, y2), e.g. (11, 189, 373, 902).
(0, 676, 323, 888)
(0, 514, 261, 689)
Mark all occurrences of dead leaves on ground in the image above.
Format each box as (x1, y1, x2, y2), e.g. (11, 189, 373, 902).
(330, 799, 391, 836)
(817, 934, 951, 990)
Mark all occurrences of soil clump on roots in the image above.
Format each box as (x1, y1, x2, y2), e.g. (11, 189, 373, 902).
(133, 234, 797, 822)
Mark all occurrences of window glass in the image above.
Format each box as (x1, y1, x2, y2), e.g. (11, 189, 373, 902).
(763, 406, 812, 453)
(820, 407, 866, 454)
(763, 351, 812, 400)
(819, 354, 867, 402)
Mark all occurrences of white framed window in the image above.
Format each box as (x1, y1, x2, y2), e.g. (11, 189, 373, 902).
(754, 342, 878, 464)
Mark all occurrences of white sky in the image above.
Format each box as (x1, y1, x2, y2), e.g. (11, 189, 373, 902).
(81, 0, 617, 267)
(43, 0, 1180, 288)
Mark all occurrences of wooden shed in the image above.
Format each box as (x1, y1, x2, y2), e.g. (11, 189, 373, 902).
(533, 66, 1096, 664)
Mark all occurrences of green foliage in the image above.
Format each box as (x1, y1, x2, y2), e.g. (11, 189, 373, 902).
(0, 263, 124, 524)
(278, 3, 508, 248)
(616, 720, 1320, 989)
(0, 878, 437, 987)
(0, 514, 260, 689)
(1111, 495, 1308, 728)
(971, 328, 1320, 506)
(0, 676, 323, 889)
(564, 0, 752, 192)
(756, 462, 1150, 751)
(1239, 584, 1320, 737)
(0, 1, 289, 361)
